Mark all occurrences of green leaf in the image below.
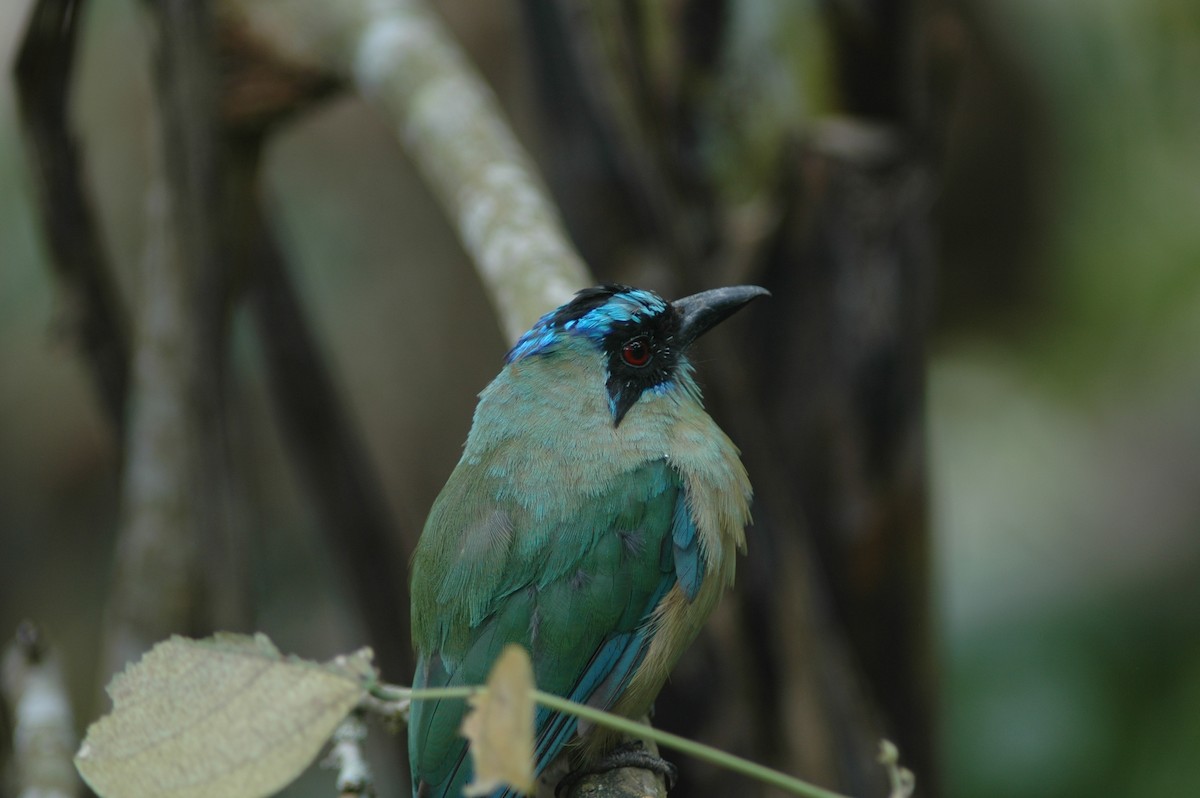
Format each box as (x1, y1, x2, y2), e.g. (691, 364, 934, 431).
(75, 633, 374, 798)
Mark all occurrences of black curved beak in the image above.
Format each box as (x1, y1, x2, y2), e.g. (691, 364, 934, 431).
(673, 285, 770, 349)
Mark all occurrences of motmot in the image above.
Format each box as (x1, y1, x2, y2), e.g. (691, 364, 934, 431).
(408, 283, 767, 797)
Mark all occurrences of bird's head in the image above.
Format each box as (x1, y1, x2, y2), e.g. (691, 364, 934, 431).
(506, 284, 768, 426)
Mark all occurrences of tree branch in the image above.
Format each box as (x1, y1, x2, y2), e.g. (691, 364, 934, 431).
(1, 622, 80, 798)
(525, 1, 699, 268)
(225, 0, 594, 342)
(324, 714, 376, 797)
(184, 0, 423, 695)
(102, 142, 206, 676)
(208, 13, 419, 688)
(104, 0, 249, 677)
(13, 0, 130, 435)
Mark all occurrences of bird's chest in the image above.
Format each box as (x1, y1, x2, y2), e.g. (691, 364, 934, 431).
(466, 358, 742, 551)
(472, 384, 678, 494)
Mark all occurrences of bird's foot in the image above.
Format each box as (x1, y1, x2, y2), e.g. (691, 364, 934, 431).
(555, 741, 678, 797)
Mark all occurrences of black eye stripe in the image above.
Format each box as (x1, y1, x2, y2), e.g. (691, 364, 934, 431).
(603, 309, 681, 426)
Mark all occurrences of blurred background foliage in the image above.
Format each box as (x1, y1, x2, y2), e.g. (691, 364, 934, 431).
(1, 0, 1198, 796)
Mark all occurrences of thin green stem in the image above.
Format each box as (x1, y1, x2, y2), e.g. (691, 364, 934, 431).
(370, 684, 476, 702)
(379, 683, 853, 798)
(533, 691, 852, 798)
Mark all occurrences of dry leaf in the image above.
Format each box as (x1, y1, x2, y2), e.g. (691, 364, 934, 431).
(460, 644, 535, 796)
(75, 633, 374, 798)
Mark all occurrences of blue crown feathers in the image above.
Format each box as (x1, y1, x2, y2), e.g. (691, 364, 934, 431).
(506, 285, 668, 363)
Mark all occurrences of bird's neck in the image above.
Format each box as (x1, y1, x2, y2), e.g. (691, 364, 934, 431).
(465, 349, 704, 469)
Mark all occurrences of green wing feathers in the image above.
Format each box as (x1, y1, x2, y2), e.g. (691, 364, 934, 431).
(408, 458, 684, 795)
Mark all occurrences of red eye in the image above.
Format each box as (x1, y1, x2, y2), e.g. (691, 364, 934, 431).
(621, 338, 651, 367)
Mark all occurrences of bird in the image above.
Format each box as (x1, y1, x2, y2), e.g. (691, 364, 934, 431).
(408, 283, 766, 797)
